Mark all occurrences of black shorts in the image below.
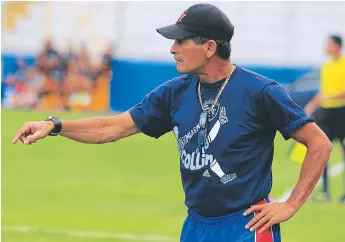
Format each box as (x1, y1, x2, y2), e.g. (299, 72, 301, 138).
(312, 106, 345, 142)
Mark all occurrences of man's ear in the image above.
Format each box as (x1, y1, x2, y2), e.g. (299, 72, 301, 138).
(205, 40, 217, 58)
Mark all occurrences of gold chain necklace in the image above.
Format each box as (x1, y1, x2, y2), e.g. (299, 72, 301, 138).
(198, 65, 236, 113)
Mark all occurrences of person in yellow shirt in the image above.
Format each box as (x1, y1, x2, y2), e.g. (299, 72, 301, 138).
(305, 35, 345, 204)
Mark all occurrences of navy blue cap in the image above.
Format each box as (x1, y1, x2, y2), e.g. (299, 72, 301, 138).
(156, 3, 234, 42)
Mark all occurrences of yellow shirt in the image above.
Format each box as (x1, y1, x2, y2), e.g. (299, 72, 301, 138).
(320, 56, 345, 108)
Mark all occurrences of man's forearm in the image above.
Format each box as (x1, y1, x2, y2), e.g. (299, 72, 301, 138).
(304, 93, 322, 116)
(60, 116, 115, 143)
(287, 141, 332, 210)
(59, 112, 140, 144)
(326, 90, 345, 100)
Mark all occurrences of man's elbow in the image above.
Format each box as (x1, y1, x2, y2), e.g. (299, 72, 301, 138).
(294, 122, 333, 160)
(317, 137, 333, 159)
(325, 140, 333, 155)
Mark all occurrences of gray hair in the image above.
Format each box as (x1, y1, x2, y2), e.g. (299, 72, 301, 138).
(192, 36, 231, 60)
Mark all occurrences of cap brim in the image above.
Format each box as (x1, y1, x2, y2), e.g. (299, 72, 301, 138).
(156, 24, 195, 40)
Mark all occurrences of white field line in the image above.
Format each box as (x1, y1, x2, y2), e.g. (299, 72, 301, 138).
(278, 162, 344, 202)
(1, 226, 175, 242)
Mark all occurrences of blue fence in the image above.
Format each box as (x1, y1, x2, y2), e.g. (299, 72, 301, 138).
(1, 53, 317, 112)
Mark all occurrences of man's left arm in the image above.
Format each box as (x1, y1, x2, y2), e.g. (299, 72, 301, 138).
(244, 83, 333, 234)
(286, 122, 332, 208)
(244, 123, 332, 233)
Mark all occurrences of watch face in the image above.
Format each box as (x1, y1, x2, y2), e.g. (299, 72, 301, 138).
(45, 116, 61, 136)
(46, 116, 58, 121)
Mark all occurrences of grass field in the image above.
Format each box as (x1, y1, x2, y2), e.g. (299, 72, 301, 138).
(2, 109, 345, 242)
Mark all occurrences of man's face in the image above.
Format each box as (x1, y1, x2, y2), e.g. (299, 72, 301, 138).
(326, 38, 340, 56)
(170, 38, 207, 74)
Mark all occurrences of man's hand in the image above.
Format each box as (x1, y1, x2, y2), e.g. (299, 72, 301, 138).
(243, 201, 298, 234)
(12, 121, 54, 145)
(304, 93, 324, 116)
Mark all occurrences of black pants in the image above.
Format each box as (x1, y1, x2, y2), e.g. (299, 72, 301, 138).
(312, 106, 345, 193)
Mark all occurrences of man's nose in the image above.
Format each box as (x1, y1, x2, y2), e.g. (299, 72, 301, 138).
(170, 41, 178, 55)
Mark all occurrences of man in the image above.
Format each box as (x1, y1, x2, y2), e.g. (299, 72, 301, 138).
(36, 39, 68, 110)
(12, 3, 332, 242)
(304, 35, 345, 204)
(98, 44, 113, 78)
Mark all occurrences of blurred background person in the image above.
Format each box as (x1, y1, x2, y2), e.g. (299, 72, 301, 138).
(3, 59, 45, 109)
(98, 44, 113, 79)
(36, 39, 65, 88)
(76, 46, 98, 90)
(14, 67, 45, 109)
(3, 58, 30, 108)
(304, 35, 345, 203)
(63, 56, 93, 110)
(36, 39, 68, 109)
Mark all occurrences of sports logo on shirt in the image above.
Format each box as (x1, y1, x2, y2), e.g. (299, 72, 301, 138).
(202, 99, 220, 121)
(173, 101, 236, 184)
(202, 169, 211, 177)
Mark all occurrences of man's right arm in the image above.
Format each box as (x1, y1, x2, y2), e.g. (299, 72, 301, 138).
(60, 112, 141, 144)
(12, 111, 141, 145)
(13, 78, 174, 146)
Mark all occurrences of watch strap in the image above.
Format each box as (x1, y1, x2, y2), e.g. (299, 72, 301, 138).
(44, 116, 62, 136)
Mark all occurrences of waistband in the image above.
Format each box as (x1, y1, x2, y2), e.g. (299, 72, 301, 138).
(187, 197, 271, 225)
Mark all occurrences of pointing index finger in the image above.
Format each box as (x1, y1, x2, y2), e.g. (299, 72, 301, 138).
(12, 132, 23, 144)
(12, 125, 29, 144)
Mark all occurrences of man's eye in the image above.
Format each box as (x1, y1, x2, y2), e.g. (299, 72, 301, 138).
(176, 39, 183, 45)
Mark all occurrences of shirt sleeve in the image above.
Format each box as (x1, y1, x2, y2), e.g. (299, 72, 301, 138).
(259, 82, 315, 140)
(128, 81, 173, 139)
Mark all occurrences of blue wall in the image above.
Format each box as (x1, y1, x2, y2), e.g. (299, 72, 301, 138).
(1, 53, 316, 112)
(110, 60, 315, 112)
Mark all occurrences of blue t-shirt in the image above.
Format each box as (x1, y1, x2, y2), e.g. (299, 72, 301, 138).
(129, 66, 314, 217)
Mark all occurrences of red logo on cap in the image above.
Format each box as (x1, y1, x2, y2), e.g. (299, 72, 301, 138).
(178, 12, 187, 22)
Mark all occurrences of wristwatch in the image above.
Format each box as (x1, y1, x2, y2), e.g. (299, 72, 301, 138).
(44, 116, 62, 136)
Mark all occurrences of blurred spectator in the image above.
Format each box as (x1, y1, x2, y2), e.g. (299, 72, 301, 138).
(65, 46, 76, 64)
(77, 47, 98, 86)
(15, 67, 45, 109)
(3, 58, 28, 108)
(3, 61, 45, 109)
(62, 48, 95, 110)
(3, 40, 113, 112)
(63, 58, 93, 94)
(36, 39, 65, 85)
(36, 40, 75, 110)
(304, 34, 345, 204)
(98, 45, 113, 77)
(5, 58, 28, 86)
